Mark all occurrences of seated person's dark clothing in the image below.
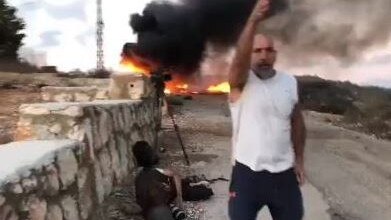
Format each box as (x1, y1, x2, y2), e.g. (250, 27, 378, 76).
(132, 141, 184, 220)
(135, 168, 177, 217)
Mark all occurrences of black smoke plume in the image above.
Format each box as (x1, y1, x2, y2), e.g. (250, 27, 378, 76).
(129, 0, 288, 74)
(129, 0, 391, 74)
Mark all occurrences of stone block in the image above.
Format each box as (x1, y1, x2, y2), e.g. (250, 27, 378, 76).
(109, 106, 120, 132)
(9, 183, 23, 194)
(0, 205, 17, 220)
(116, 136, 129, 178)
(77, 168, 93, 220)
(44, 165, 60, 196)
(41, 86, 100, 102)
(98, 111, 112, 145)
(22, 176, 38, 193)
(27, 196, 47, 220)
(98, 148, 113, 197)
(57, 106, 84, 118)
(67, 125, 86, 143)
(46, 204, 63, 220)
(19, 105, 50, 115)
(93, 162, 105, 204)
(49, 124, 62, 134)
(108, 139, 121, 184)
(57, 149, 78, 190)
(108, 74, 149, 100)
(60, 196, 79, 220)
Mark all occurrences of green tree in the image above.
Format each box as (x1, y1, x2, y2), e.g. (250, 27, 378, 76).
(0, 0, 25, 60)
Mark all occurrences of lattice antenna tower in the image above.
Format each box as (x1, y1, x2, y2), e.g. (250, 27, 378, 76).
(96, 0, 104, 70)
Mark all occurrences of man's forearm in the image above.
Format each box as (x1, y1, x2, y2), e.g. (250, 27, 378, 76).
(229, 0, 269, 90)
(228, 19, 258, 89)
(292, 106, 306, 163)
(173, 174, 183, 207)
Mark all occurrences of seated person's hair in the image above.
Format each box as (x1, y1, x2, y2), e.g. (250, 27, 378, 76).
(132, 141, 159, 168)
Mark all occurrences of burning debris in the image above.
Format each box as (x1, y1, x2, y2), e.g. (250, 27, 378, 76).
(121, 0, 391, 94)
(122, 0, 286, 94)
(120, 43, 231, 94)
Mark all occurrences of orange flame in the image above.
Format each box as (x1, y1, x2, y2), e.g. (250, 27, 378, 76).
(120, 57, 150, 75)
(165, 82, 189, 94)
(207, 82, 230, 93)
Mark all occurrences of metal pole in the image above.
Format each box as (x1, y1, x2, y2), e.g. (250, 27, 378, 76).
(165, 98, 191, 166)
(151, 71, 190, 166)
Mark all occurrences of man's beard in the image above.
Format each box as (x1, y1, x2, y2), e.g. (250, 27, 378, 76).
(252, 64, 276, 80)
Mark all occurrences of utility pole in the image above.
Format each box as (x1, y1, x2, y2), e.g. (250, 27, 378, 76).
(96, 0, 104, 70)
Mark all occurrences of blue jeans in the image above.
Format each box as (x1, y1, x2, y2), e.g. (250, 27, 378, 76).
(228, 162, 304, 220)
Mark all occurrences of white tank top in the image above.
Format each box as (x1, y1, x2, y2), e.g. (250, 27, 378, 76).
(230, 71, 298, 172)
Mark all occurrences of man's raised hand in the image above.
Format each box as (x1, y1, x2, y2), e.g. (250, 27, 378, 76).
(249, 0, 271, 23)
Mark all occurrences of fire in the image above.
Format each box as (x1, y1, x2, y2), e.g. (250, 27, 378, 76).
(207, 82, 230, 93)
(118, 57, 230, 94)
(165, 82, 189, 94)
(120, 57, 150, 75)
(164, 80, 230, 95)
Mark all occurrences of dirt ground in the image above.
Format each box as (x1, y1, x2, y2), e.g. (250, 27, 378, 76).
(0, 88, 41, 144)
(160, 95, 391, 220)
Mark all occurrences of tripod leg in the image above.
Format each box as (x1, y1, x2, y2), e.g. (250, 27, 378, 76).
(165, 96, 190, 166)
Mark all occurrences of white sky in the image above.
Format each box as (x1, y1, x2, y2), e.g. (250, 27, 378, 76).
(10, 0, 151, 71)
(8, 0, 391, 88)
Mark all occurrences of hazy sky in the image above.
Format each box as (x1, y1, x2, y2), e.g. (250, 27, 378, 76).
(11, 0, 150, 71)
(9, 0, 391, 88)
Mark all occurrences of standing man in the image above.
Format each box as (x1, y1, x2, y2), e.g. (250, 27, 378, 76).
(228, 0, 306, 220)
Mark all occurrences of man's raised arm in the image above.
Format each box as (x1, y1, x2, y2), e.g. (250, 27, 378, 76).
(228, 0, 270, 102)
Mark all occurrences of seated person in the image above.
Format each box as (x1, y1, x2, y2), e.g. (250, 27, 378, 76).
(132, 141, 185, 220)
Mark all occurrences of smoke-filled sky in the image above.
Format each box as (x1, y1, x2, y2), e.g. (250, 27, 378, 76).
(8, 0, 391, 88)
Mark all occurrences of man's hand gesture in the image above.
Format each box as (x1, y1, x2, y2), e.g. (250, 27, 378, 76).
(249, 0, 271, 23)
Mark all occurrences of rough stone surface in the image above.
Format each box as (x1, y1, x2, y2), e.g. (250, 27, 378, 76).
(46, 204, 63, 220)
(0, 205, 17, 220)
(57, 106, 84, 118)
(10, 183, 23, 194)
(57, 149, 78, 190)
(0, 140, 79, 184)
(22, 176, 38, 193)
(1, 79, 159, 220)
(49, 124, 62, 134)
(94, 162, 105, 204)
(44, 165, 60, 196)
(0, 194, 5, 207)
(60, 196, 79, 220)
(28, 196, 47, 220)
(117, 136, 129, 178)
(77, 168, 93, 220)
(108, 74, 151, 100)
(98, 111, 112, 146)
(108, 139, 121, 184)
(7, 212, 19, 220)
(98, 148, 113, 197)
(41, 86, 102, 102)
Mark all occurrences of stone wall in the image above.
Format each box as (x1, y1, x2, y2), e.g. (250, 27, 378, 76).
(41, 87, 106, 102)
(0, 140, 88, 220)
(0, 74, 160, 220)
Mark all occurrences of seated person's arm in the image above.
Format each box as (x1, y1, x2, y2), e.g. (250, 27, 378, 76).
(162, 169, 184, 208)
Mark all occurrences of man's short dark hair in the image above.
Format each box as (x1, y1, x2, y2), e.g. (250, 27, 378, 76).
(132, 141, 159, 168)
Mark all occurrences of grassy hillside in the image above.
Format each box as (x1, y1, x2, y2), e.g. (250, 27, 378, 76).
(298, 76, 391, 140)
